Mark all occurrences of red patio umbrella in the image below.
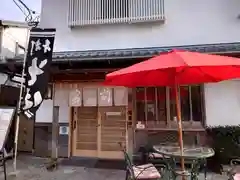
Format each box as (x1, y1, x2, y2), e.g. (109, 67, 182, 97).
(103, 49, 240, 171)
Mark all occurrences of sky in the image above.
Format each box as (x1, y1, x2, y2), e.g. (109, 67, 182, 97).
(1, 0, 41, 22)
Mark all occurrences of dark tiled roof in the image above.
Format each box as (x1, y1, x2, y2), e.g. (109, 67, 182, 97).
(8, 42, 240, 63)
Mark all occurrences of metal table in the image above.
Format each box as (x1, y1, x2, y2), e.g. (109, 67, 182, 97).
(153, 146, 215, 180)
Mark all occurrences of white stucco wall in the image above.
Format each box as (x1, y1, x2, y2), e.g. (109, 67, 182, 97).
(36, 83, 69, 123)
(40, 0, 240, 51)
(36, 100, 53, 123)
(205, 80, 240, 127)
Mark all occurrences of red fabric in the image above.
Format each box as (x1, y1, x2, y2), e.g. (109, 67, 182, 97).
(234, 173, 240, 180)
(103, 50, 240, 87)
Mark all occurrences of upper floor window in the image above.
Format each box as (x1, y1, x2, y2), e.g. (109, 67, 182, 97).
(101, 0, 129, 19)
(68, 0, 165, 27)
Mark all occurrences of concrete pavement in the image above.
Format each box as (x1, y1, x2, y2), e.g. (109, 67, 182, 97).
(0, 155, 229, 180)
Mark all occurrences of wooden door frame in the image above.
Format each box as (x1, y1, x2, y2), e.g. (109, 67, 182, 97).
(97, 109, 101, 157)
(68, 107, 73, 157)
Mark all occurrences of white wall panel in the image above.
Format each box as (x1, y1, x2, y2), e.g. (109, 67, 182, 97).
(36, 99, 53, 123)
(205, 80, 240, 127)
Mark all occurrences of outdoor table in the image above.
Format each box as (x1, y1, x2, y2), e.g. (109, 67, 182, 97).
(153, 145, 215, 180)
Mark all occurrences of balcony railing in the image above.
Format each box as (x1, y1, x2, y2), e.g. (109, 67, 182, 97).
(68, 0, 165, 27)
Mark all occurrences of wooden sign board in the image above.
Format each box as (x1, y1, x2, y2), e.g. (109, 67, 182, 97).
(0, 107, 16, 152)
(106, 112, 122, 116)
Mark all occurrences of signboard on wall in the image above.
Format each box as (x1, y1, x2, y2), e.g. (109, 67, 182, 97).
(69, 88, 82, 107)
(0, 107, 15, 151)
(59, 126, 69, 135)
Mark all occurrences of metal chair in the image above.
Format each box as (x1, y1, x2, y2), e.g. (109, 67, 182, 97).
(227, 159, 240, 180)
(138, 145, 169, 167)
(120, 144, 164, 180)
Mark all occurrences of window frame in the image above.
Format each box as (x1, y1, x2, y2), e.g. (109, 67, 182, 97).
(134, 86, 205, 130)
(100, 0, 129, 20)
(67, 0, 165, 27)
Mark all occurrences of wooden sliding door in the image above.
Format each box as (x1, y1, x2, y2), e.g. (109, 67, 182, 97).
(71, 85, 128, 159)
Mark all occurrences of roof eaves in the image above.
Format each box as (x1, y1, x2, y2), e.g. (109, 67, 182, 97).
(3, 42, 240, 64)
(52, 42, 240, 61)
(0, 20, 28, 28)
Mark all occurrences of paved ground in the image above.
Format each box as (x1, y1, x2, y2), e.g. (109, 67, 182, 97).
(0, 155, 229, 180)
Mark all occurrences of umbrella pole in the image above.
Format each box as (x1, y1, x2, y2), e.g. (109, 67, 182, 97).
(174, 84, 185, 172)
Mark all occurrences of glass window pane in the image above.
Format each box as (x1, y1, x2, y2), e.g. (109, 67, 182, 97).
(191, 85, 202, 121)
(170, 86, 190, 121)
(157, 87, 167, 122)
(136, 87, 145, 122)
(114, 87, 128, 106)
(146, 87, 156, 121)
(98, 87, 113, 106)
(169, 86, 203, 122)
(170, 87, 177, 121)
(180, 86, 190, 121)
(83, 87, 97, 106)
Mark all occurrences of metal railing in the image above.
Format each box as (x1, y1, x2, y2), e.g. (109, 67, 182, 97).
(68, 0, 165, 27)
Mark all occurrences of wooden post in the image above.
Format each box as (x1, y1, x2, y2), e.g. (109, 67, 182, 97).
(51, 106, 59, 159)
(13, 28, 30, 174)
(46, 106, 59, 171)
(68, 107, 72, 158)
(175, 85, 185, 173)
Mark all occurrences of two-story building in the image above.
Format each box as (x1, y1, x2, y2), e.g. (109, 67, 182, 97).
(0, 19, 28, 85)
(0, 20, 27, 60)
(3, 0, 240, 160)
(0, 20, 35, 154)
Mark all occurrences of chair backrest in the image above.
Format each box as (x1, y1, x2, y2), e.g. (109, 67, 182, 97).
(119, 142, 135, 178)
(123, 148, 133, 167)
